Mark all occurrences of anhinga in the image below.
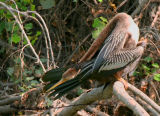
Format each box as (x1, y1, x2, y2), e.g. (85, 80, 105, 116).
(42, 13, 147, 99)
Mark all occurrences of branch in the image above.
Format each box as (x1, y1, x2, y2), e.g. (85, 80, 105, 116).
(57, 83, 113, 116)
(0, 105, 17, 114)
(131, 0, 150, 17)
(128, 83, 160, 113)
(113, 81, 149, 116)
(0, 96, 21, 106)
(58, 81, 160, 116)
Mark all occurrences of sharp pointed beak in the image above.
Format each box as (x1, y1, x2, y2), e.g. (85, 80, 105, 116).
(46, 79, 67, 92)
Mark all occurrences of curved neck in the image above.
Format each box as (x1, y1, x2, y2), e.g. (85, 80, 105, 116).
(79, 13, 134, 63)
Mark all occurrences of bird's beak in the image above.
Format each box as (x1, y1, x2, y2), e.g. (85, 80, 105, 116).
(46, 79, 67, 92)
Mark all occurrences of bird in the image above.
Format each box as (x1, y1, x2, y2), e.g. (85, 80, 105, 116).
(42, 13, 147, 99)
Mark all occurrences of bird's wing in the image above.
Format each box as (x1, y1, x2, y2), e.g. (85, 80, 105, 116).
(92, 31, 126, 72)
(99, 46, 144, 72)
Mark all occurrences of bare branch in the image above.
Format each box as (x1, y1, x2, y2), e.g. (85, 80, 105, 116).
(113, 81, 149, 116)
(131, 0, 150, 17)
(128, 83, 160, 113)
(57, 83, 113, 116)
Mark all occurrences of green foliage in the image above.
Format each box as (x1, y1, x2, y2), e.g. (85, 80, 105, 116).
(98, 0, 103, 3)
(12, 34, 21, 44)
(92, 17, 108, 39)
(40, 0, 55, 9)
(154, 74, 160, 81)
(134, 56, 160, 82)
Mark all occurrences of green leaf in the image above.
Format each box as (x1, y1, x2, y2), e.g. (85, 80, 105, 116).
(153, 74, 160, 81)
(26, 76, 34, 81)
(36, 31, 41, 36)
(98, 0, 103, 2)
(144, 56, 152, 63)
(99, 17, 107, 23)
(30, 4, 35, 11)
(24, 23, 33, 30)
(12, 34, 21, 44)
(142, 64, 150, 71)
(6, 22, 14, 32)
(14, 57, 21, 64)
(31, 80, 39, 86)
(7, 67, 14, 76)
(0, 22, 5, 34)
(152, 63, 159, 68)
(92, 18, 106, 39)
(40, 0, 55, 9)
(35, 69, 43, 75)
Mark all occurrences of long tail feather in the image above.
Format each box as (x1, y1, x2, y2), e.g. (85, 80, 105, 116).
(47, 61, 94, 99)
(42, 68, 66, 82)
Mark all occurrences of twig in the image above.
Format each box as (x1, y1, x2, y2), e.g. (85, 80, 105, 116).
(113, 81, 149, 116)
(0, 96, 21, 106)
(86, 106, 109, 116)
(128, 83, 160, 113)
(0, 2, 46, 72)
(64, 33, 91, 66)
(131, 0, 150, 17)
(151, 6, 160, 27)
(137, 97, 160, 116)
(115, 0, 128, 11)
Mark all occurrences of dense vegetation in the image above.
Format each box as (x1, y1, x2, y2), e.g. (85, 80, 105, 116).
(0, 0, 159, 115)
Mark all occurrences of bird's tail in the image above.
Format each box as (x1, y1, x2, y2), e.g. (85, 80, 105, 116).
(43, 61, 93, 99)
(42, 67, 67, 91)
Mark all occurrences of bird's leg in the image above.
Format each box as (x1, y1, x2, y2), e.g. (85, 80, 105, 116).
(114, 71, 128, 89)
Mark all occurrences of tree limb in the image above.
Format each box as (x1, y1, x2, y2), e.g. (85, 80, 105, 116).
(113, 81, 149, 116)
(57, 83, 113, 116)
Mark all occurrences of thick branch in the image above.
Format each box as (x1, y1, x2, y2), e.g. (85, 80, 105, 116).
(0, 105, 17, 114)
(0, 96, 21, 106)
(128, 83, 160, 113)
(113, 81, 149, 116)
(58, 83, 113, 116)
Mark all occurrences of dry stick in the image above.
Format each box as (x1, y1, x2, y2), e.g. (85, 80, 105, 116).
(113, 81, 149, 116)
(131, 0, 149, 17)
(0, 105, 17, 114)
(0, 2, 46, 72)
(4, 7, 50, 68)
(86, 106, 109, 116)
(115, 0, 128, 11)
(128, 83, 160, 113)
(57, 83, 113, 116)
(27, 11, 56, 68)
(0, 96, 21, 106)
(137, 97, 160, 116)
(0, 3, 54, 69)
(64, 33, 91, 66)
(151, 6, 160, 27)
(149, 81, 160, 102)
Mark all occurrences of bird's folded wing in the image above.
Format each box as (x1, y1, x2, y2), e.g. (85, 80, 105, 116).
(92, 31, 126, 72)
(99, 46, 144, 72)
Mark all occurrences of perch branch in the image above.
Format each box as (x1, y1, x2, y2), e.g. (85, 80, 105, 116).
(128, 83, 160, 113)
(137, 97, 160, 116)
(57, 83, 113, 116)
(113, 81, 149, 116)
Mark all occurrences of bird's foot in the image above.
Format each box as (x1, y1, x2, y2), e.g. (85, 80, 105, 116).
(117, 78, 128, 89)
(114, 71, 128, 89)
